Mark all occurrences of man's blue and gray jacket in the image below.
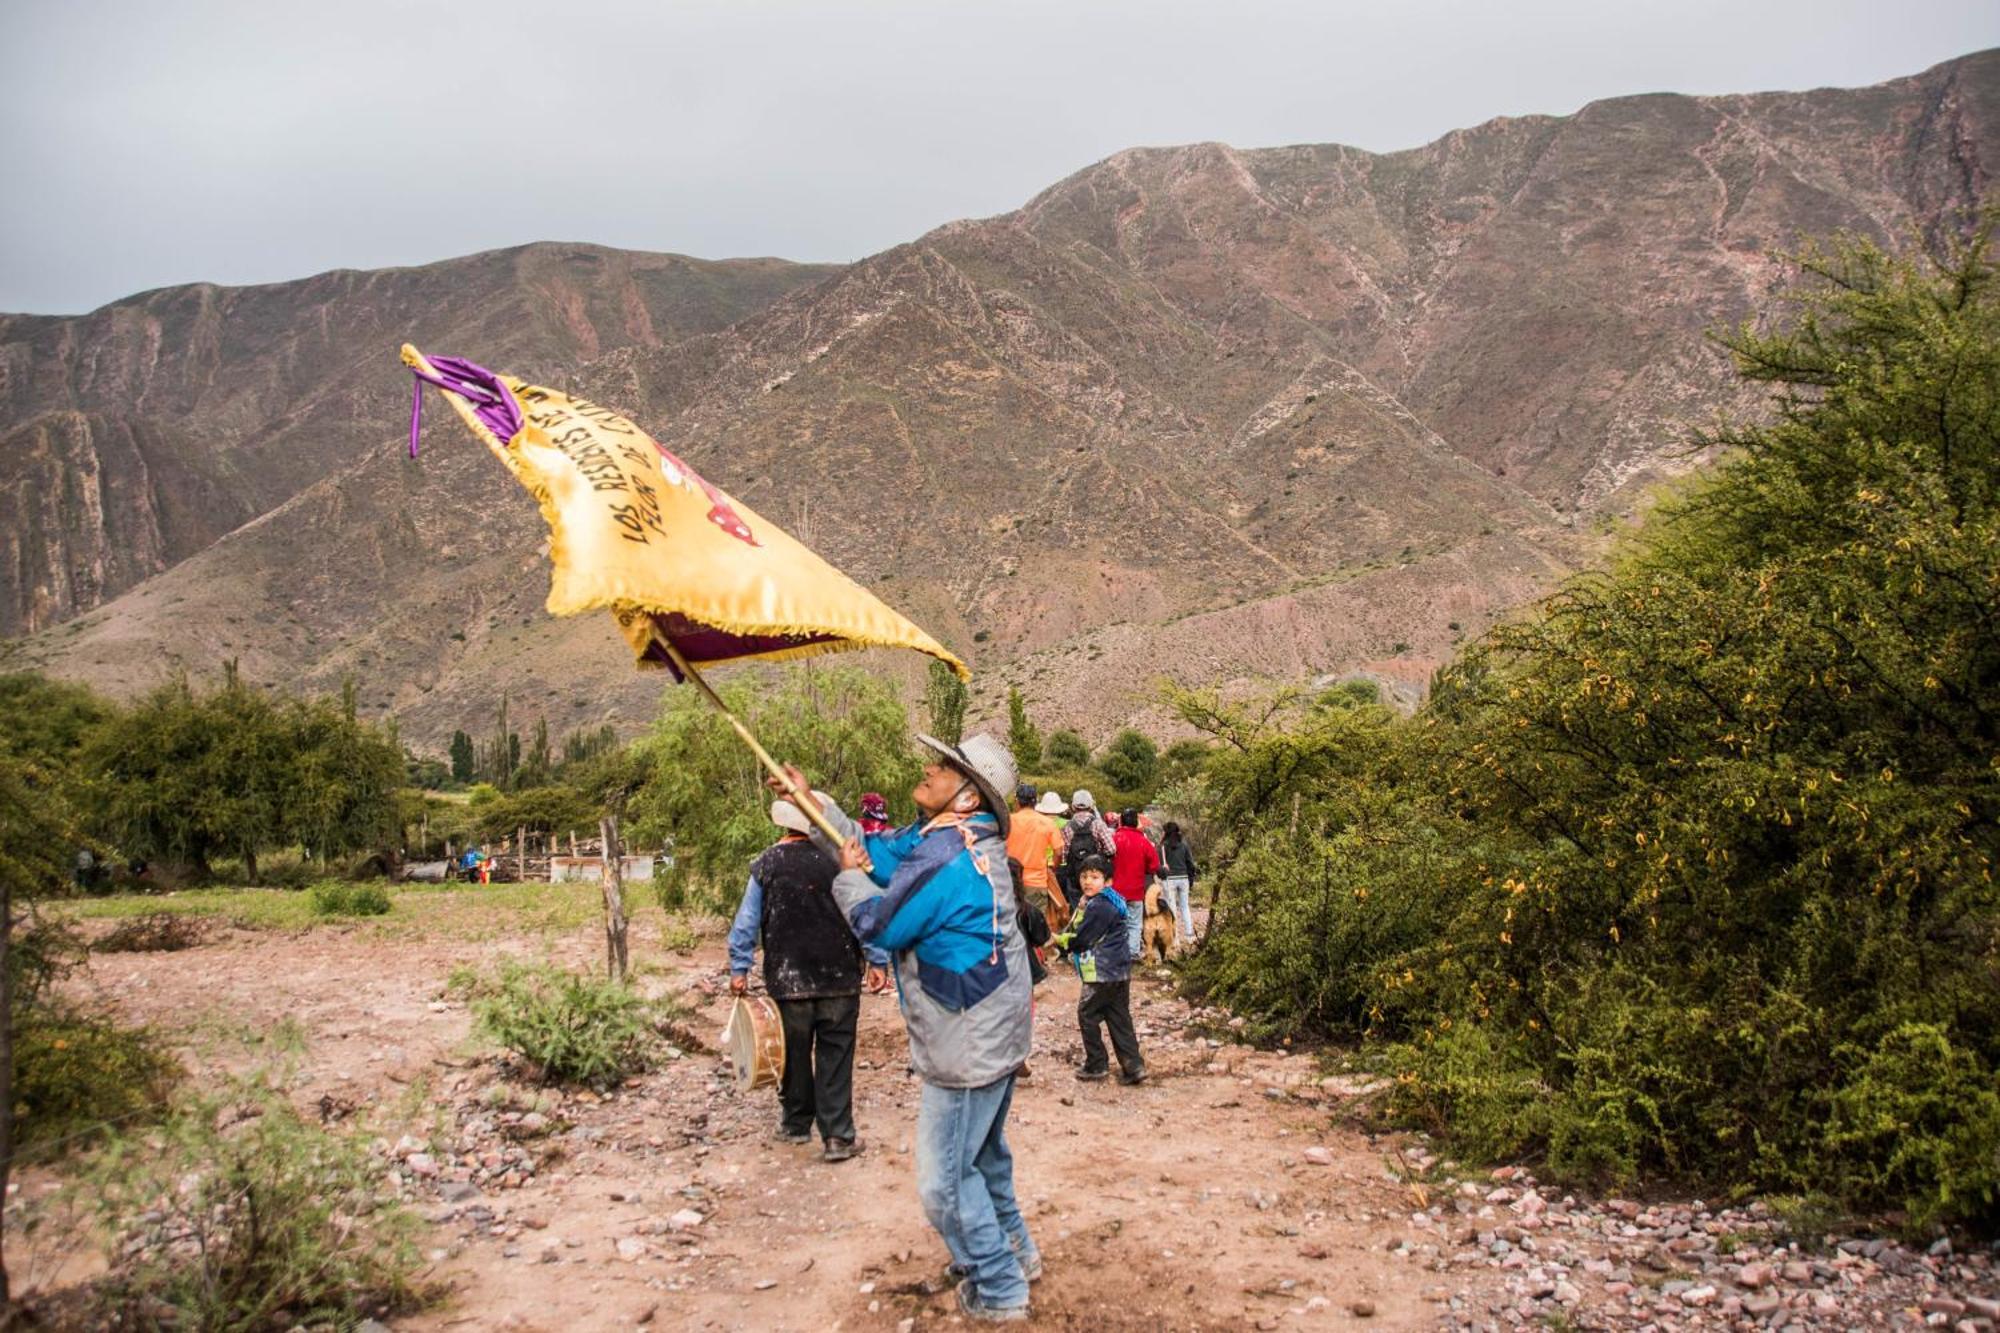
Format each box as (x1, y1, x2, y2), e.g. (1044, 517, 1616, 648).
(813, 799, 1032, 1088)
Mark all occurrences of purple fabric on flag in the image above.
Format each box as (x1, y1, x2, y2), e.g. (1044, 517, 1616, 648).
(638, 611, 843, 678)
(407, 354, 526, 457)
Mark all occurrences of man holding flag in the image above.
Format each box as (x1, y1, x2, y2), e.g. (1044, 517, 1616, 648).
(404, 344, 1031, 1314)
(768, 733, 1039, 1323)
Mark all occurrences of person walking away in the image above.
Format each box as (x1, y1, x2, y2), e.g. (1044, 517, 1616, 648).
(1035, 791, 1070, 919)
(1008, 856, 1053, 1082)
(1052, 854, 1144, 1084)
(1160, 821, 1199, 946)
(858, 792, 893, 835)
(727, 796, 888, 1162)
(771, 732, 1039, 1322)
(1005, 783, 1064, 938)
(1059, 790, 1117, 909)
(1110, 809, 1162, 963)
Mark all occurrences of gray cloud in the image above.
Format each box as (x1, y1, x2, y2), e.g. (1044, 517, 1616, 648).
(4, 0, 1995, 313)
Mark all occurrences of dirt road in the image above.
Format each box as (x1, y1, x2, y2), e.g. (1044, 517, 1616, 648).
(55, 906, 1462, 1331)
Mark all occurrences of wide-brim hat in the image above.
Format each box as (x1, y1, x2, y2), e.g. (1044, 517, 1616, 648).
(915, 732, 1018, 837)
(1035, 791, 1068, 816)
(771, 792, 832, 835)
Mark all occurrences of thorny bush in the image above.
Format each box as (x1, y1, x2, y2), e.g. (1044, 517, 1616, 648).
(1180, 228, 2000, 1232)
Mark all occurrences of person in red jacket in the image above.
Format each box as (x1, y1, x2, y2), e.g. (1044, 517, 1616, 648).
(1110, 809, 1162, 964)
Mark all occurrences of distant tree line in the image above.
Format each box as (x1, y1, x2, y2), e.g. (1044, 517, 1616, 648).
(1, 664, 406, 883)
(442, 698, 619, 792)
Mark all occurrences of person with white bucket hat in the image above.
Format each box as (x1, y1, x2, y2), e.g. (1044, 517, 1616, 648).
(767, 730, 1039, 1322)
(727, 793, 888, 1162)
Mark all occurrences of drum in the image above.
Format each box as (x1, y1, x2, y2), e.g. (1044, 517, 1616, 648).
(722, 995, 785, 1092)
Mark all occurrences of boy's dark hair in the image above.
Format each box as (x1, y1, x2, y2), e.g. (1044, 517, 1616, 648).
(1077, 854, 1111, 877)
(1120, 808, 1140, 828)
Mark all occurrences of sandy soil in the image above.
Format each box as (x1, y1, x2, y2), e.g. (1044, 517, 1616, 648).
(36, 908, 1476, 1332)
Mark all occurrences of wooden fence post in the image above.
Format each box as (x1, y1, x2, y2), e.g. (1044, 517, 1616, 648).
(599, 816, 629, 981)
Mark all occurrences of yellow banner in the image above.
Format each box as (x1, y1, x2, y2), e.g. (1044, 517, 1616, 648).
(401, 344, 966, 679)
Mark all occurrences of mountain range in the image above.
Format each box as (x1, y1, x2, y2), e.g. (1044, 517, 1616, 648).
(4, 50, 1995, 749)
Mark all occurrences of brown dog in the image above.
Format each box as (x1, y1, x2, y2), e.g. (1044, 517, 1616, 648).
(1139, 882, 1178, 964)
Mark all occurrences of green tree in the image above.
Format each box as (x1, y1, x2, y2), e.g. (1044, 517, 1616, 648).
(449, 730, 475, 784)
(923, 660, 967, 745)
(559, 723, 620, 771)
(87, 670, 411, 881)
(627, 667, 920, 910)
(0, 672, 113, 767)
(483, 694, 517, 789)
(1044, 729, 1090, 769)
(516, 717, 553, 789)
(282, 694, 406, 869)
(1096, 728, 1160, 793)
(88, 674, 285, 880)
(1006, 688, 1042, 769)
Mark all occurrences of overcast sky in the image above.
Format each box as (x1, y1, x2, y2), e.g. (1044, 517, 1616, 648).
(4, 0, 1996, 315)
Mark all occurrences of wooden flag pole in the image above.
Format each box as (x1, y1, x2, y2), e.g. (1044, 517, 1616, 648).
(658, 640, 864, 862)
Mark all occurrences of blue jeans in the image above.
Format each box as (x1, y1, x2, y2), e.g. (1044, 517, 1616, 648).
(916, 1073, 1037, 1310)
(1164, 875, 1193, 938)
(1124, 893, 1145, 961)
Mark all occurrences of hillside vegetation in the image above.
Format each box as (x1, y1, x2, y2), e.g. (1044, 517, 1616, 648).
(1179, 229, 2000, 1232)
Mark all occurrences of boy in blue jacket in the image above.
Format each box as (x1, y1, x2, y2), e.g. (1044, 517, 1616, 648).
(1053, 854, 1145, 1085)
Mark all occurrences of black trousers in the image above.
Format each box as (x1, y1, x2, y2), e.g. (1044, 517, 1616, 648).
(1077, 979, 1143, 1076)
(776, 993, 860, 1142)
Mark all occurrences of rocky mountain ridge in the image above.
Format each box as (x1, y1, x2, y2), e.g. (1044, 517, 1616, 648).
(5, 51, 1995, 747)
(0, 245, 839, 636)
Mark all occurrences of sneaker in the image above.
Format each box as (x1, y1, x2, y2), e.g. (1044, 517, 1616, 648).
(773, 1128, 813, 1145)
(1074, 1066, 1110, 1082)
(956, 1279, 1028, 1322)
(821, 1137, 864, 1163)
(1117, 1066, 1148, 1086)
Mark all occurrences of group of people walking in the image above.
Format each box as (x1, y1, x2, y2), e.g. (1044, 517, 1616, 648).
(1006, 784, 1201, 951)
(721, 729, 1199, 1322)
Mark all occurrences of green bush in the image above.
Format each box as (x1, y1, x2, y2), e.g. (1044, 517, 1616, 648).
(13, 1012, 180, 1152)
(461, 960, 665, 1086)
(6, 912, 177, 1153)
(1821, 1024, 2000, 1230)
(1180, 230, 2000, 1230)
(1096, 729, 1161, 793)
(659, 917, 701, 954)
(88, 1084, 423, 1329)
(1043, 729, 1091, 768)
(308, 881, 392, 917)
